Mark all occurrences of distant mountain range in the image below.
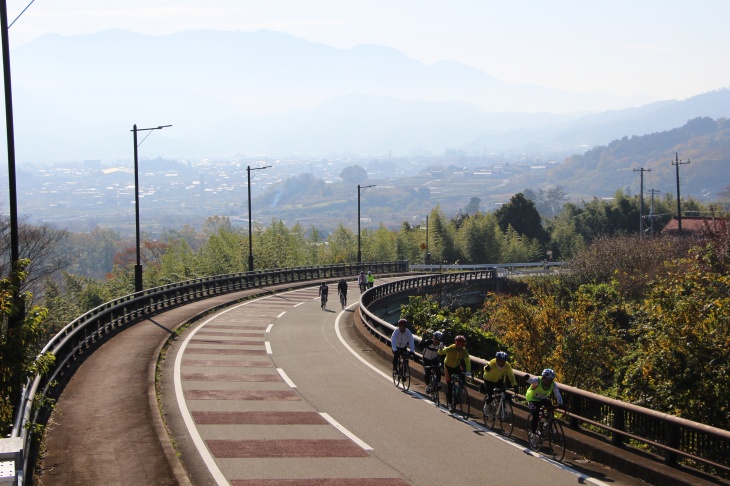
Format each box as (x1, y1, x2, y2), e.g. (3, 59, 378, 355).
(3, 29, 730, 164)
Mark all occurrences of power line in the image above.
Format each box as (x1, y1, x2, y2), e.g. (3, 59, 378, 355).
(8, 0, 35, 29)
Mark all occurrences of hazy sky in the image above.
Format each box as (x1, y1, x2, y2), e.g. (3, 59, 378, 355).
(6, 0, 730, 101)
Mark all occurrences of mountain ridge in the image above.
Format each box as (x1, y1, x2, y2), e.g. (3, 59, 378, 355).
(4, 29, 727, 163)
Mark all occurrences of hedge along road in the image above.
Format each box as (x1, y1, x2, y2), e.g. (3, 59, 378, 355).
(162, 278, 642, 486)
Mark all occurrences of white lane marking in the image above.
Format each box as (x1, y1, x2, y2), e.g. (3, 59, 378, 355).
(333, 302, 611, 486)
(173, 286, 315, 485)
(277, 368, 296, 388)
(277, 311, 286, 318)
(265, 341, 273, 354)
(293, 302, 305, 307)
(320, 413, 373, 451)
(265, 323, 274, 333)
(334, 303, 391, 381)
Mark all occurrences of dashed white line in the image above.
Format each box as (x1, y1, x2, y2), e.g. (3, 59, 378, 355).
(265, 341, 272, 354)
(172, 286, 318, 486)
(277, 311, 286, 318)
(320, 413, 373, 451)
(277, 368, 296, 387)
(293, 302, 305, 307)
(265, 323, 274, 333)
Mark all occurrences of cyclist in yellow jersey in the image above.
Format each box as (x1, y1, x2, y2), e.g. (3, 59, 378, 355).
(482, 351, 519, 405)
(438, 335, 471, 410)
(525, 368, 564, 435)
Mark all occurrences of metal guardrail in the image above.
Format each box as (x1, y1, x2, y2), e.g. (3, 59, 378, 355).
(6, 261, 408, 484)
(359, 272, 730, 479)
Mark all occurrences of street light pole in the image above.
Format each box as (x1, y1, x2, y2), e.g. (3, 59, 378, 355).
(357, 184, 375, 264)
(131, 124, 171, 293)
(1, 0, 22, 327)
(426, 214, 431, 265)
(247, 165, 271, 272)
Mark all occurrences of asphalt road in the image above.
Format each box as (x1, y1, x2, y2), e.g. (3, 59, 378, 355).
(161, 281, 645, 485)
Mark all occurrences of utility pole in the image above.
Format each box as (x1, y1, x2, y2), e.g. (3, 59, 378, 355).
(634, 168, 651, 236)
(672, 152, 690, 234)
(1, 0, 23, 328)
(647, 189, 661, 236)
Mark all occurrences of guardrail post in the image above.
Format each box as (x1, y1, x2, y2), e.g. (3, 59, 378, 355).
(0, 437, 23, 486)
(664, 422, 679, 466)
(568, 392, 580, 430)
(612, 405, 625, 447)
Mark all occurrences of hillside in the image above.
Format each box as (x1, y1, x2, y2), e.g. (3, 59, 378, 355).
(545, 117, 730, 200)
(242, 117, 730, 233)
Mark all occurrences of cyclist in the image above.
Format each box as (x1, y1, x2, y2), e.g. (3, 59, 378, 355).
(525, 368, 565, 436)
(391, 318, 415, 376)
(438, 335, 472, 411)
(420, 330, 444, 394)
(482, 351, 519, 407)
(337, 278, 348, 307)
(318, 281, 329, 309)
(366, 271, 375, 288)
(358, 270, 367, 292)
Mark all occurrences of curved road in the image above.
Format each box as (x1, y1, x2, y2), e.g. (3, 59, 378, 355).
(160, 281, 641, 485)
(38, 277, 649, 485)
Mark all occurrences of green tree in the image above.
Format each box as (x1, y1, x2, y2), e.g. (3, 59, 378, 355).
(463, 197, 481, 215)
(326, 224, 356, 263)
(196, 224, 245, 275)
(621, 252, 730, 426)
(340, 165, 368, 184)
(158, 239, 197, 283)
(456, 212, 501, 263)
(428, 206, 458, 264)
(364, 223, 398, 262)
(0, 261, 55, 435)
(395, 222, 422, 263)
(256, 218, 305, 269)
(495, 193, 549, 244)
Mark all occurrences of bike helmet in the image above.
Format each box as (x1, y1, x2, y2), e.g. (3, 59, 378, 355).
(433, 331, 443, 340)
(542, 368, 556, 380)
(397, 318, 408, 327)
(454, 335, 466, 345)
(495, 351, 509, 361)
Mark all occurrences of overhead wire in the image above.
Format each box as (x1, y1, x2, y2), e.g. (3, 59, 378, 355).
(8, 0, 36, 29)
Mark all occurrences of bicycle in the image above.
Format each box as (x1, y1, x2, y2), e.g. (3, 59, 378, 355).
(339, 291, 347, 309)
(392, 350, 411, 390)
(482, 387, 514, 437)
(424, 362, 442, 405)
(320, 292, 328, 309)
(359, 282, 367, 293)
(526, 403, 566, 461)
(449, 372, 470, 418)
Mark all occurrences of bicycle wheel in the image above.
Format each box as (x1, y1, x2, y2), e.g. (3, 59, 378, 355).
(392, 359, 401, 387)
(527, 416, 542, 451)
(430, 374, 440, 405)
(483, 397, 496, 429)
(498, 399, 514, 437)
(547, 420, 566, 461)
(340, 293, 346, 309)
(401, 360, 411, 390)
(458, 386, 470, 418)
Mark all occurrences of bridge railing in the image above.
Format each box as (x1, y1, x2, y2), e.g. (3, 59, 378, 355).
(7, 261, 408, 484)
(359, 272, 730, 479)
